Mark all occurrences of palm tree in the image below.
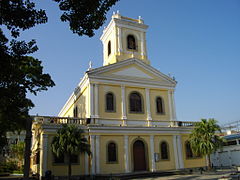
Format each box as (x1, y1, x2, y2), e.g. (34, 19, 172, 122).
(51, 124, 91, 180)
(189, 118, 224, 170)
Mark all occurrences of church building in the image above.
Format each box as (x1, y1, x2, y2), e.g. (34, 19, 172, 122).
(31, 13, 206, 178)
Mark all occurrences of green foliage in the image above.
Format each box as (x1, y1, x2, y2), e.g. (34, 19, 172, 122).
(189, 118, 224, 169)
(0, 161, 18, 173)
(51, 124, 90, 179)
(0, 0, 118, 151)
(52, 124, 91, 157)
(53, 0, 119, 37)
(10, 142, 25, 162)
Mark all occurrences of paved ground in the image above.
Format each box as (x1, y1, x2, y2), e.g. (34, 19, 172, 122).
(135, 169, 240, 180)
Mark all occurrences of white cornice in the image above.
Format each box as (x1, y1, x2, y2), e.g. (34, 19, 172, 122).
(87, 58, 177, 85)
(87, 125, 192, 134)
(58, 73, 89, 116)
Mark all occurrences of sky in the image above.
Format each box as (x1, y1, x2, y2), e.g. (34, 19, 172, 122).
(17, 0, 240, 125)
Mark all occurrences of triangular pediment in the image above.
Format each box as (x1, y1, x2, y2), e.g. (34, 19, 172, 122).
(112, 66, 153, 79)
(87, 59, 176, 87)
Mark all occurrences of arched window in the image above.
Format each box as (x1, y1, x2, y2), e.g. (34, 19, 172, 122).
(127, 35, 137, 50)
(156, 97, 164, 114)
(107, 142, 117, 163)
(108, 41, 111, 56)
(160, 141, 169, 160)
(106, 92, 115, 112)
(129, 92, 143, 113)
(73, 106, 78, 117)
(185, 141, 194, 158)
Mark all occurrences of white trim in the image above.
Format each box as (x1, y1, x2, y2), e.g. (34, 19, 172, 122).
(172, 90, 177, 121)
(150, 135, 156, 171)
(40, 134, 48, 178)
(88, 58, 176, 85)
(95, 135, 100, 174)
(90, 83, 94, 118)
(124, 135, 130, 172)
(94, 84, 99, 119)
(121, 85, 127, 124)
(177, 135, 184, 169)
(58, 74, 88, 116)
(90, 78, 175, 90)
(145, 88, 152, 127)
(90, 135, 96, 174)
(168, 90, 173, 121)
(173, 135, 180, 169)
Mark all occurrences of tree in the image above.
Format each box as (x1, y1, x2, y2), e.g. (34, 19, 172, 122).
(1, 0, 118, 179)
(10, 142, 25, 168)
(51, 124, 91, 180)
(189, 118, 224, 170)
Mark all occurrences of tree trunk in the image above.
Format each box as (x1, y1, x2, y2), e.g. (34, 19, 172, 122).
(23, 117, 33, 180)
(67, 154, 72, 180)
(207, 154, 212, 170)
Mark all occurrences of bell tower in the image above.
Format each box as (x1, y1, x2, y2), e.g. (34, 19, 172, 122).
(100, 12, 150, 66)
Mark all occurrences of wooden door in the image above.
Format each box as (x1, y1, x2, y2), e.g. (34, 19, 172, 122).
(133, 140, 147, 171)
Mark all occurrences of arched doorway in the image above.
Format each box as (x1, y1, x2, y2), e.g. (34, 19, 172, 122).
(133, 140, 147, 171)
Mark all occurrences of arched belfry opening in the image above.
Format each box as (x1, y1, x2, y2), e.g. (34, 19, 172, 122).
(100, 12, 150, 65)
(133, 140, 147, 171)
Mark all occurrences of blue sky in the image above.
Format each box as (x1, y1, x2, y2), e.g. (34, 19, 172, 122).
(20, 0, 240, 125)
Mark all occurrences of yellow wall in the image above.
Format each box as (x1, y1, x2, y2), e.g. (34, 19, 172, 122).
(154, 135, 176, 170)
(181, 135, 206, 168)
(103, 25, 149, 65)
(62, 85, 89, 118)
(99, 136, 125, 174)
(125, 87, 147, 120)
(98, 84, 122, 119)
(150, 89, 170, 121)
(45, 134, 86, 176)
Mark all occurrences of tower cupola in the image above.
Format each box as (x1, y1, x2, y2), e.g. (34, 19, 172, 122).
(100, 12, 149, 66)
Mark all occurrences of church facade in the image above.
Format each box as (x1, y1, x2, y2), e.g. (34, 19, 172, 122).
(31, 13, 206, 178)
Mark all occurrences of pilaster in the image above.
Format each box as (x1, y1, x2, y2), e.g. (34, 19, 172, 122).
(95, 135, 100, 174)
(145, 88, 152, 126)
(124, 135, 130, 172)
(150, 135, 156, 171)
(121, 85, 127, 125)
(40, 134, 48, 179)
(90, 135, 96, 174)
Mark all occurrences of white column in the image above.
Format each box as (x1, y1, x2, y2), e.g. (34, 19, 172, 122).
(121, 85, 127, 125)
(40, 134, 48, 179)
(94, 84, 99, 119)
(84, 135, 89, 175)
(171, 90, 177, 121)
(168, 90, 173, 122)
(124, 135, 130, 172)
(89, 83, 94, 118)
(150, 135, 156, 171)
(145, 88, 152, 126)
(176, 135, 184, 169)
(117, 27, 122, 53)
(140, 32, 144, 57)
(95, 135, 100, 174)
(173, 135, 180, 169)
(90, 135, 96, 174)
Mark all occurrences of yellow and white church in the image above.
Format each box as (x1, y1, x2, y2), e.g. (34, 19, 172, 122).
(31, 13, 206, 178)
